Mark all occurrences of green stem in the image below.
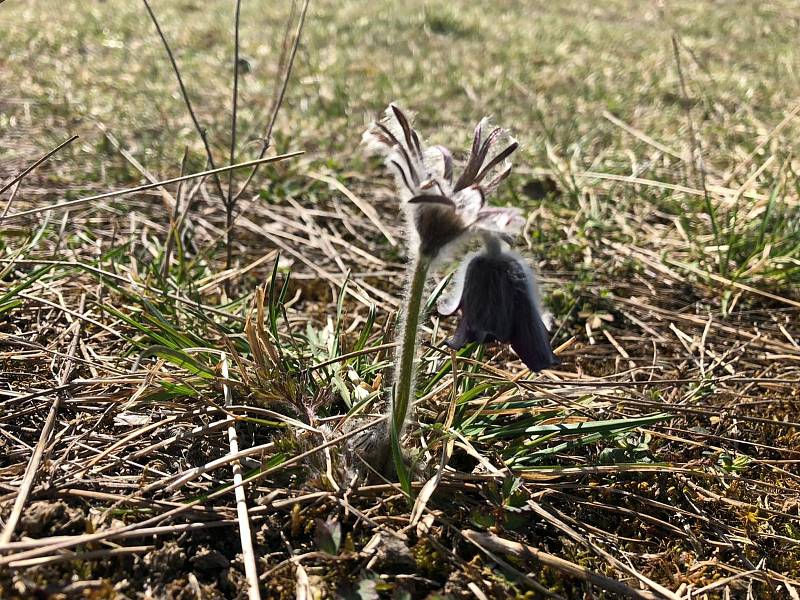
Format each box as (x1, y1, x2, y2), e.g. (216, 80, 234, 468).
(390, 251, 432, 492)
(392, 251, 432, 435)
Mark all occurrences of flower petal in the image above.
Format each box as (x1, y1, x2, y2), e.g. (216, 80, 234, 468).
(475, 139, 519, 184)
(363, 105, 429, 198)
(446, 317, 474, 349)
(509, 255, 559, 371)
(472, 207, 525, 236)
(430, 145, 454, 187)
(454, 118, 488, 192)
(455, 119, 519, 192)
(364, 107, 522, 257)
(457, 252, 518, 342)
(509, 295, 559, 371)
(437, 251, 480, 316)
(441, 245, 558, 372)
(510, 325, 560, 372)
(364, 105, 460, 209)
(452, 186, 485, 222)
(375, 121, 420, 187)
(390, 104, 423, 161)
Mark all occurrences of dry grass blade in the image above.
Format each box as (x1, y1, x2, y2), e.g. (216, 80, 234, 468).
(0, 151, 303, 222)
(221, 352, 261, 600)
(720, 101, 800, 186)
(8, 546, 152, 569)
(602, 110, 682, 160)
(0, 521, 235, 554)
(463, 530, 663, 600)
(140, 0, 227, 202)
(163, 440, 273, 492)
(667, 257, 800, 309)
(0, 134, 77, 216)
(307, 171, 397, 246)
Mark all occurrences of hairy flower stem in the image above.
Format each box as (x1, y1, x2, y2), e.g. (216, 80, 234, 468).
(389, 251, 432, 484)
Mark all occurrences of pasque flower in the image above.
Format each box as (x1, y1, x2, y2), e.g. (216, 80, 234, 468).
(363, 104, 525, 257)
(355, 105, 555, 486)
(438, 235, 559, 372)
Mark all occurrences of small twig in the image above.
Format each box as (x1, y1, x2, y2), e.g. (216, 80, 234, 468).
(601, 111, 683, 161)
(231, 0, 311, 204)
(99, 125, 177, 210)
(1, 136, 77, 220)
(140, 0, 227, 202)
(0, 135, 77, 199)
(8, 545, 152, 569)
(306, 171, 397, 246)
(225, 0, 243, 276)
(163, 440, 274, 492)
(0, 521, 235, 553)
(0, 258, 247, 322)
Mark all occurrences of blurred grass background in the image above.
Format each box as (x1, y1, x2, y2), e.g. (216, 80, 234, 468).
(3, 0, 799, 177)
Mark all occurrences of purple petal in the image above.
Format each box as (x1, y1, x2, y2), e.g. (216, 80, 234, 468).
(390, 104, 423, 161)
(434, 145, 454, 185)
(510, 315, 559, 372)
(475, 140, 519, 184)
(454, 118, 487, 191)
(375, 122, 419, 186)
(441, 247, 558, 372)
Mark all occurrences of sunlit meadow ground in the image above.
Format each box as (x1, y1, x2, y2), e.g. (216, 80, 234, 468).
(1, 1, 800, 598)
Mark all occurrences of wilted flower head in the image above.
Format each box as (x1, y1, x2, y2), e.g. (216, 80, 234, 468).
(438, 236, 559, 372)
(363, 104, 524, 257)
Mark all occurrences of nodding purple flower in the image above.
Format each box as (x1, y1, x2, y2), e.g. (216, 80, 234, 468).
(354, 104, 555, 482)
(363, 104, 524, 257)
(438, 236, 559, 372)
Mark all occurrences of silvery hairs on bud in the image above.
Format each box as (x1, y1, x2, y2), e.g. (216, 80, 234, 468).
(363, 104, 525, 259)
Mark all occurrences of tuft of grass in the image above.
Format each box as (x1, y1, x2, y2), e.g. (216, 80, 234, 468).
(422, 6, 477, 38)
